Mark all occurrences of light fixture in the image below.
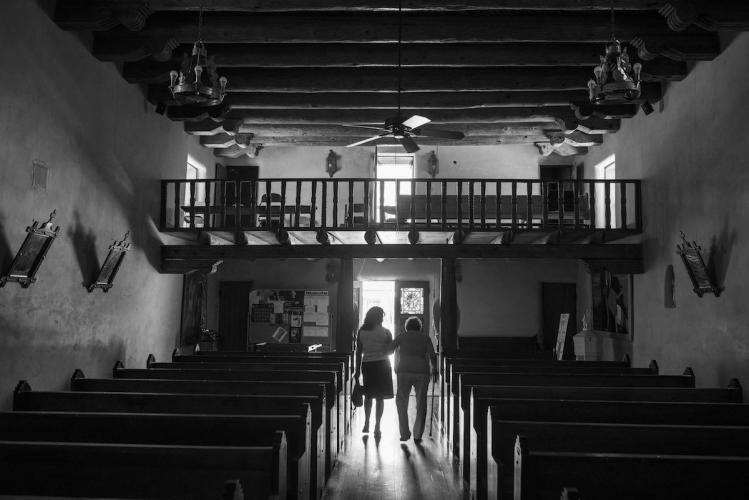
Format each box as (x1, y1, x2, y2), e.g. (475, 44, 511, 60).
(168, 8, 227, 106)
(588, 1, 642, 105)
(326, 150, 340, 177)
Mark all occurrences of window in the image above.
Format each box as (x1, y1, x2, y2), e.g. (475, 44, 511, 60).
(593, 154, 616, 228)
(375, 149, 415, 223)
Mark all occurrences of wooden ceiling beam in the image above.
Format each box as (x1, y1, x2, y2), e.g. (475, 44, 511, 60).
(93, 12, 714, 56)
(659, 1, 749, 31)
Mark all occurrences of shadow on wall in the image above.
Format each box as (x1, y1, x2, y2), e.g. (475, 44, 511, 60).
(67, 209, 101, 289)
(707, 221, 737, 290)
(0, 211, 13, 274)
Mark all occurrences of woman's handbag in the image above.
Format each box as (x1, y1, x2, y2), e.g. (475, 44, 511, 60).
(352, 380, 364, 408)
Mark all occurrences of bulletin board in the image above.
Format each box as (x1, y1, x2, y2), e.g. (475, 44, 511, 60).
(249, 289, 330, 347)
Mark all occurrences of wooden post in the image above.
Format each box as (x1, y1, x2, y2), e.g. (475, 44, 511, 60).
(440, 258, 458, 356)
(335, 257, 355, 353)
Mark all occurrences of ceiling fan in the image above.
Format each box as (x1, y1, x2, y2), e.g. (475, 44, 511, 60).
(344, 0, 464, 153)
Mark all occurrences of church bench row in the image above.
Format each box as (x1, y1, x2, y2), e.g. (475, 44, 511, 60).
(158, 355, 353, 434)
(448, 364, 683, 458)
(487, 406, 749, 500)
(514, 436, 749, 500)
(443, 359, 656, 443)
(0, 435, 286, 500)
(14, 381, 325, 500)
(118, 360, 345, 459)
(468, 379, 744, 500)
(438, 355, 631, 436)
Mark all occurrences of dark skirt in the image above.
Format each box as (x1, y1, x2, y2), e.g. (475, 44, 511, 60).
(361, 359, 394, 399)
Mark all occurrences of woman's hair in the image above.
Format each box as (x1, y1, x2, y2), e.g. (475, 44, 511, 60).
(360, 306, 385, 331)
(404, 316, 422, 332)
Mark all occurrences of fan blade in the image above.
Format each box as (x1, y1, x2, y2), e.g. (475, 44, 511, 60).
(347, 134, 388, 147)
(400, 136, 420, 153)
(339, 124, 390, 132)
(402, 115, 431, 130)
(413, 126, 465, 140)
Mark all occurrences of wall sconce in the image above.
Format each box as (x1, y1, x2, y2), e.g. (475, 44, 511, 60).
(426, 150, 439, 178)
(326, 150, 341, 177)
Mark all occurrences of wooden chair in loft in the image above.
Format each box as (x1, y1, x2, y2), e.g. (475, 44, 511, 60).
(258, 193, 283, 228)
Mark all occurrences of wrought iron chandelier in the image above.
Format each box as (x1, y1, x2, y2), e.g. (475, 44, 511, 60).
(588, 2, 642, 104)
(168, 8, 227, 106)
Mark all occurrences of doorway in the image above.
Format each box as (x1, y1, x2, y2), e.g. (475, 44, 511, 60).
(541, 282, 577, 359)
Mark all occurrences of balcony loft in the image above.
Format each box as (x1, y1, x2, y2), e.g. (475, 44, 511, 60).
(159, 178, 643, 273)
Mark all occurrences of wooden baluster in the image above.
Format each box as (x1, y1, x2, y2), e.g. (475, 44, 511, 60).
(248, 180, 257, 229)
(265, 180, 272, 229)
(311, 181, 318, 229)
(235, 182, 242, 233)
(189, 180, 196, 229)
(604, 180, 612, 229)
(496, 181, 502, 230)
(441, 180, 447, 231)
(557, 180, 564, 229)
(511, 181, 518, 232)
(363, 180, 370, 228)
(160, 181, 168, 228)
(396, 180, 401, 227)
(204, 180, 211, 229)
(527, 181, 533, 230)
(468, 181, 475, 231)
(410, 179, 416, 232)
(573, 179, 580, 230)
(634, 180, 642, 231)
(620, 182, 628, 229)
(457, 181, 463, 232)
(332, 181, 338, 228)
(321, 180, 327, 229)
(588, 180, 596, 229)
(295, 181, 302, 228)
(480, 181, 486, 230)
(348, 180, 354, 227)
(426, 181, 432, 229)
(541, 181, 548, 230)
(279, 180, 287, 228)
(174, 181, 181, 229)
(220, 181, 227, 229)
(379, 180, 385, 226)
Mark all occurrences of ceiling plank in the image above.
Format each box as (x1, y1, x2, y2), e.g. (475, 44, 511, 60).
(93, 12, 715, 54)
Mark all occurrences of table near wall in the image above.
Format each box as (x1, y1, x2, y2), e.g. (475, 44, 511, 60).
(573, 330, 632, 362)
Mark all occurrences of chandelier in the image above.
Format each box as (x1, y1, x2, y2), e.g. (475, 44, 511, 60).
(588, 2, 642, 104)
(168, 9, 227, 106)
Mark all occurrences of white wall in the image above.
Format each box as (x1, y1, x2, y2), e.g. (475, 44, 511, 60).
(578, 33, 749, 392)
(0, 0, 206, 409)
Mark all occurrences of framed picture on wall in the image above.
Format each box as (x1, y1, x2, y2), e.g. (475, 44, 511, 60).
(592, 269, 633, 338)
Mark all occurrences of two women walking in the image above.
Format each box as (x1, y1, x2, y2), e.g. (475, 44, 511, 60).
(354, 307, 438, 442)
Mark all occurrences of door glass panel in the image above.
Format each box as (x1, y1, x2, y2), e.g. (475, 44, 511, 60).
(400, 287, 424, 315)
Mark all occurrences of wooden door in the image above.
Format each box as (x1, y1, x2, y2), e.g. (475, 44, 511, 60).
(394, 281, 430, 338)
(541, 282, 577, 359)
(218, 281, 253, 351)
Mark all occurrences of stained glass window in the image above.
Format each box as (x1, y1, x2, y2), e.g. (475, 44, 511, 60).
(400, 287, 424, 314)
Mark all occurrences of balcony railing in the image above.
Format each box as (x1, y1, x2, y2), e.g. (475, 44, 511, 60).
(160, 178, 642, 234)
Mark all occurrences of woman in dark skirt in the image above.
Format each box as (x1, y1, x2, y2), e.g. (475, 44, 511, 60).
(354, 306, 394, 437)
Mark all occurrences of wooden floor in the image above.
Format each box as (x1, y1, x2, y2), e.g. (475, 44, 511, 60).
(323, 395, 464, 500)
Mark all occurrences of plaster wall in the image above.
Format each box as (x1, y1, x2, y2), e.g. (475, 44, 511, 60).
(0, 1, 204, 409)
(457, 259, 578, 338)
(579, 33, 749, 391)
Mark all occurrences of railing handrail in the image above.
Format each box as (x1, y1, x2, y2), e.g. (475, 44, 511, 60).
(160, 177, 642, 183)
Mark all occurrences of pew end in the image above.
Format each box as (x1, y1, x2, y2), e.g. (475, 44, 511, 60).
(683, 366, 695, 379)
(70, 368, 86, 387)
(112, 360, 124, 375)
(561, 487, 581, 500)
(728, 378, 743, 402)
(648, 359, 658, 373)
(172, 347, 180, 361)
(147, 353, 156, 367)
(223, 479, 245, 500)
(12, 381, 31, 411)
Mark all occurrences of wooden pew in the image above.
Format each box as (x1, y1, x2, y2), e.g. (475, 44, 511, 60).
(114, 362, 344, 461)
(150, 358, 349, 437)
(488, 409, 749, 499)
(15, 381, 325, 500)
(445, 360, 655, 444)
(513, 435, 749, 500)
(468, 382, 744, 500)
(439, 356, 630, 437)
(0, 435, 286, 499)
(0, 410, 310, 499)
(452, 368, 689, 466)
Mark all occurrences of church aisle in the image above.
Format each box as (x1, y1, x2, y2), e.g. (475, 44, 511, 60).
(323, 396, 464, 500)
